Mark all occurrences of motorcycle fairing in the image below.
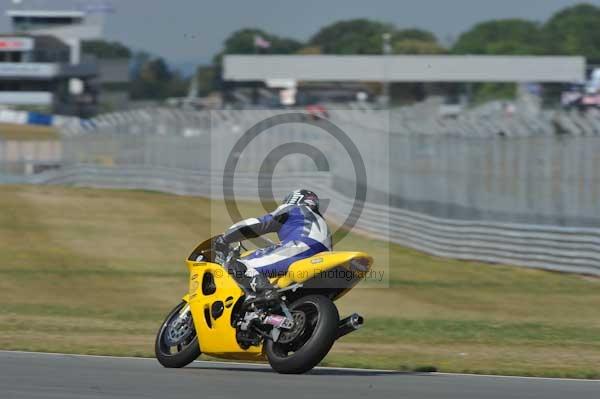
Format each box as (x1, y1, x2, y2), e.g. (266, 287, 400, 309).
(182, 237, 372, 358)
(184, 260, 265, 359)
(273, 251, 373, 300)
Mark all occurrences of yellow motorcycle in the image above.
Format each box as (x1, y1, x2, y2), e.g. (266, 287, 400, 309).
(155, 236, 372, 374)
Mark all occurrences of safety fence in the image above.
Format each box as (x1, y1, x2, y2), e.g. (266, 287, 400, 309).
(65, 103, 600, 138)
(4, 109, 600, 227)
(47, 113, 600, 228)
(30, 164, 600, 276)
(0, 108, 92, 131)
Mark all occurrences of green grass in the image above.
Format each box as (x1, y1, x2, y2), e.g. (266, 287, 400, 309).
(347, 318, 600, 345)
(0, 185, 599, 378)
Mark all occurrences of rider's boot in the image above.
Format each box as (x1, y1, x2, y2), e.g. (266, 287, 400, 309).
(244, 272, 280, 305)
(228, 261, 279, 305)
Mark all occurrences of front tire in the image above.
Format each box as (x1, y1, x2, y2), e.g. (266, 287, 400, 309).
(265, 295, 339, 374)
(155, 301, 201, 368)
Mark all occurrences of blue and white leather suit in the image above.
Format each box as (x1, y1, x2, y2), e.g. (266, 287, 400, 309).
(222, 204, 332, 276)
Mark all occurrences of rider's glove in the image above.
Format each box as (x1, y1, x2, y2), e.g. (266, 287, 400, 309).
(213, 235, 229, 254)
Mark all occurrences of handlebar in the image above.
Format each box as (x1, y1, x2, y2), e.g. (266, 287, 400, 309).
(215, 241, 244, 266)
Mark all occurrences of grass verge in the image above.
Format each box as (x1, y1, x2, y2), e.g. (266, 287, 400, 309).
(0, 185, 599, 378)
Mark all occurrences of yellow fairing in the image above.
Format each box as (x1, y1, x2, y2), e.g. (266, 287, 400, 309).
(274, 251, 373, 291)
(185, 260, 264, 360)
(183, 251, 371, 360)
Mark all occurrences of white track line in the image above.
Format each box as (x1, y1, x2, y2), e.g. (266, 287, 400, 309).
(1, 350, 598, 382)
(432, 372, 600, 383)
(0, 350, 394, 373)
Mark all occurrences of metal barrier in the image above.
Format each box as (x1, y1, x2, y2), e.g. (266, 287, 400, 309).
(52, 111, 600, 227)
(68, 104, 600, 138)
(30, 164, 600, 276)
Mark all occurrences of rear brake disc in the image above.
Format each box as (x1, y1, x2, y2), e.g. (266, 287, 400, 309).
(277, 311, 306, 344)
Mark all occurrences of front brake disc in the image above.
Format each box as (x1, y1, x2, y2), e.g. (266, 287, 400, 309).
(165, 313, 194, 346)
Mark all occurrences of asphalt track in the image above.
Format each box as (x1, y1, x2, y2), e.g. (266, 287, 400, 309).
(1, 351, 598, 399)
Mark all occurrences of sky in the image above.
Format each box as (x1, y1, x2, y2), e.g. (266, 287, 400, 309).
(2, 0, 600, 70)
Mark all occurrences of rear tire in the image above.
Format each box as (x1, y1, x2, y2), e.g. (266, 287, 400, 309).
(265, 295, 339, 374)
(155, 301, 201, 368)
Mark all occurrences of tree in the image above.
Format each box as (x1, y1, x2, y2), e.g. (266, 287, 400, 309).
(140, 58, 172, 82)
(451, 19, 543, 103)
(296, 46, 322, 55)
(310, 20, 444, 55)
(222, 28, 302, 55)
(213, 28, 303, 65)
(82, 40, 131, 59)
(392, 28, 446, 54)
(452, 19, 543, 55)
(393, 28, 438, 43)
(130, 51, 152, 78)
(196, 65, 219, 96)
(309, 19, 394, 54)
(543, 3, 600, 62)
(130, 55, 188, 100)
(393, 39, 446, 54)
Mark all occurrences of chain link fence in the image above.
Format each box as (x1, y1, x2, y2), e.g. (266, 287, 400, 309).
(53, 107, 600, 226)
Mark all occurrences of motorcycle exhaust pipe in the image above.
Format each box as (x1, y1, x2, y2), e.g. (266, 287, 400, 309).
(337, 313, 364, 339)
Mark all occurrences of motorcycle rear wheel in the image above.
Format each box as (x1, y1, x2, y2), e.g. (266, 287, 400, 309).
(265, 295, 339, 374)
(155, 301, 201, 368)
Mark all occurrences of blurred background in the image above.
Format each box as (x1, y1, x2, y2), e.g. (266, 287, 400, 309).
(1, 0, 600, 379)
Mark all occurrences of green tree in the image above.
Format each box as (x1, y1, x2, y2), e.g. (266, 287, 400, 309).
(543, 3, 600, 62)
(296, 46, 322, 55)
(393, 39, 446, 54)
(213, 28, 303, 64)
(130, 56, 188, 100)
(223, 28, 302, 54)
(392, 28, 446, 54)
(451, 19, 543, 103)
(309, 19, 394, 54)
(393, 28, 438, 43)
(452, 19, 544, 103)
(196, 65, 219, 96)
(140, 58, 172, 82)
(130, 51, 151, 78)
(452, 19, 543, 55)
(310, 20, 444, 55)
(82, 40, 131, 59)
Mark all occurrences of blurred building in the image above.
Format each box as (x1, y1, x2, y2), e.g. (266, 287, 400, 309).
(0, 33, 97, 115)
(0, 1, 129, 116)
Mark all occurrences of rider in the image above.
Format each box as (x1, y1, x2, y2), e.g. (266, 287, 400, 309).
(214, 189, 331, 303)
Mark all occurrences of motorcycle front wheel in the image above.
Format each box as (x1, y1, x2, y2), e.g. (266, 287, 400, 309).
(265, 295, 339, 374)
(155, 301, 201, 368)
